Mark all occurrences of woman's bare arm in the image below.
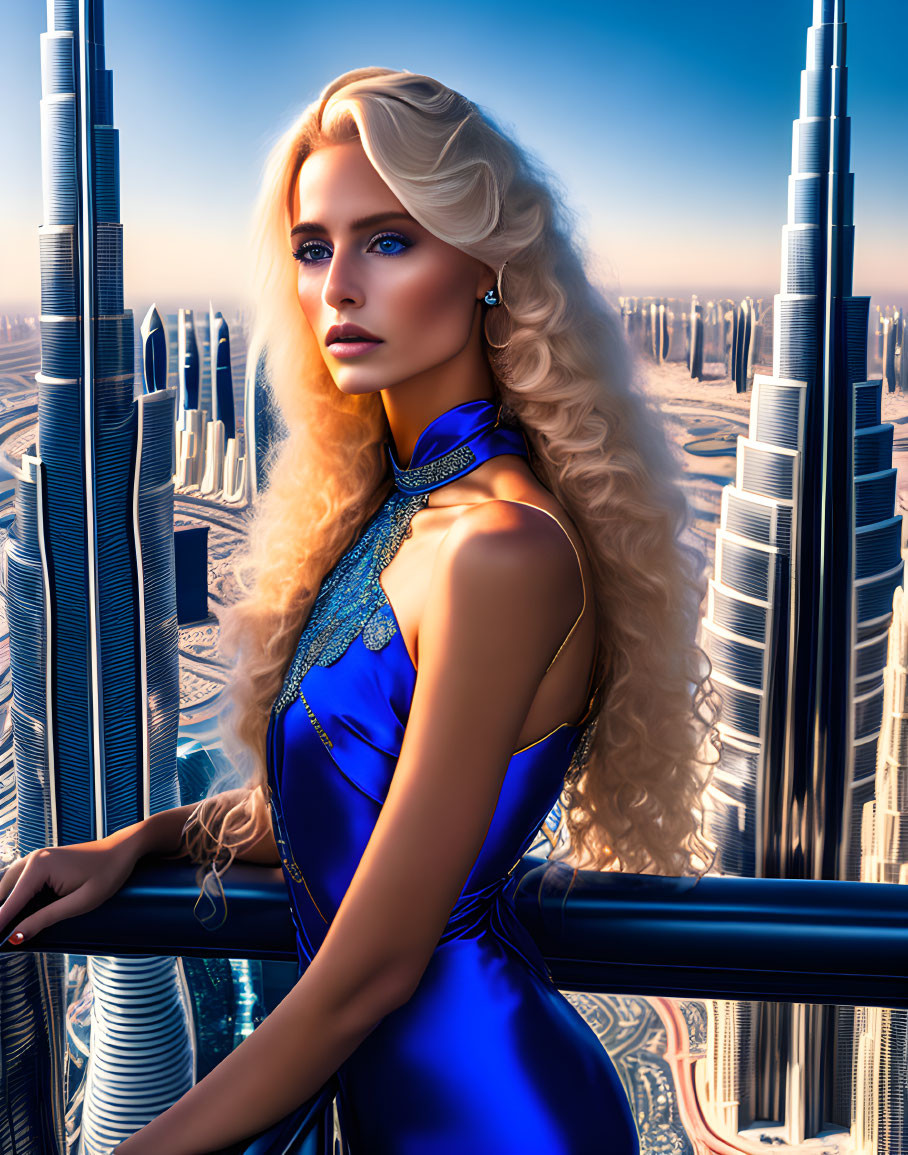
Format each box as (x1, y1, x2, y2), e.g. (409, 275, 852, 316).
(115, 500, 582, 1155)
(0, 790, 281, 951)
(117, 785, 280, 866)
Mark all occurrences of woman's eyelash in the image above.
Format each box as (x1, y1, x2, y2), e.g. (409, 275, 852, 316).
(292, 240, 331, 263)
(291, 231, 413, 263)
(367, 231, 412, 255)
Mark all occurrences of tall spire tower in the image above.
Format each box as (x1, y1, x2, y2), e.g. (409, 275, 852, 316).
(3, 3, 193, 1146)
(6, 0, 181, 850)
(773, 0, 901, 886)
(702, 0, 902, 1136)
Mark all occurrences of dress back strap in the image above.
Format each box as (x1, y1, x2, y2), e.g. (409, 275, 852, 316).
(503, 501, 588, 674)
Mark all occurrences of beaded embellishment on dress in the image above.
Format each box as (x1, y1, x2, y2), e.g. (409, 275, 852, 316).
(274, 398, 532, 717)
(273, 488, 428, 715)
(391, 444, 477, 495)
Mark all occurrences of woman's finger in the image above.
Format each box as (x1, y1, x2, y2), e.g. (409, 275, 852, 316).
(0, 856, 29, 905)
(4, 884, 98, 946)
(0, 853, 48, 939)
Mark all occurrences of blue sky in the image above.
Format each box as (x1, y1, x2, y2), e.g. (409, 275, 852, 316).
(2, 0, 906, 313)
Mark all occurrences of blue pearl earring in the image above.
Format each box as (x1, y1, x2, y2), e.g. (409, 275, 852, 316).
(483, 287, 501, 307)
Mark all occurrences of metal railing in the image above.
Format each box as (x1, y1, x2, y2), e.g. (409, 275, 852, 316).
(5, 854, 906, 1152)
(5, 855, 906, 1009)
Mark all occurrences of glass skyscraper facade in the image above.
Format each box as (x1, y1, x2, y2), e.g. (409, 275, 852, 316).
(1, 3, 193, 1148)
(701, 0, 904, 1138)
(6, 0, 181, 854)
(703, 0, 903, 890)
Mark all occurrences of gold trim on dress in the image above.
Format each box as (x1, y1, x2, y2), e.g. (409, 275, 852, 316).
(513, 721, 572, 756)
(273, 815, 330, 924)
(512, 690, 598, 756)
(497, 500, 588, 674)
(300, 690, 333, 750)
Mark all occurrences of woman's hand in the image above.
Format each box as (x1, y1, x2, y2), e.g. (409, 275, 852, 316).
(0, 836, 143, 947)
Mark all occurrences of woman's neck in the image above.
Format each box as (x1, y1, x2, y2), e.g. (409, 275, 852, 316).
(380, 320, 496, 466)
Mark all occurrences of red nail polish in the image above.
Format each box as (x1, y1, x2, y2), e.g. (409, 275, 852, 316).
(9, 932, 24, 945)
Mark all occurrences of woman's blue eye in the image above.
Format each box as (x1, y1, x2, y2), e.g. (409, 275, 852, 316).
(368, 232, 411, 256)
(292, 232, 411, 264)
(293, 241, 331, 264)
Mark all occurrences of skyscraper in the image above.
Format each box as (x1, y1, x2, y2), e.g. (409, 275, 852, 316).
(701, 0, 903, 1136)
(854, 580, 908, 1152)
(3, 1, 192, 1147)
(7, 0, 182, 848)
(175, 307, 207, 489)
(200, 305, 245, 499)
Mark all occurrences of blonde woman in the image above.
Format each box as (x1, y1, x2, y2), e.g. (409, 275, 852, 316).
(0, 68, 718, 1154)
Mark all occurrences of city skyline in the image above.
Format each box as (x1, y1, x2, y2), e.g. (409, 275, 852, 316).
(2, 0, 907, 311)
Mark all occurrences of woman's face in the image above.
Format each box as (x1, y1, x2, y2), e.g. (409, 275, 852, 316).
(292, 139, 494, 396)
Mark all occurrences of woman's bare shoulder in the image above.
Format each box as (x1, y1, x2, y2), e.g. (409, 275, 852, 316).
(432, 497, 582, 624)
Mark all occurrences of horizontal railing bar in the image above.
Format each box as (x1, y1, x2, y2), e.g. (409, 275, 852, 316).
(510, 860, 908, 1007)
(2, 856, 905, 1009)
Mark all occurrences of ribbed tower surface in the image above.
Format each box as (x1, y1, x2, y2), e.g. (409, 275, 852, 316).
(5, 0, 180, 853)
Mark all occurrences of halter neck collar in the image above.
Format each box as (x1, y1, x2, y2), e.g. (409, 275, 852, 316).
(387, 399, 529, 496)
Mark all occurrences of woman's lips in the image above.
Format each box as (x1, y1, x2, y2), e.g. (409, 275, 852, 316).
(327, 339, 384, 358)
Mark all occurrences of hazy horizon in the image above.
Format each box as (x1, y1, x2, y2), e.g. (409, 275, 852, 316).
(5, 285, 908, 323)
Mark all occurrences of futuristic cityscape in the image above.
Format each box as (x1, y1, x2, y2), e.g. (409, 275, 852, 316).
(0, 0, 906, 1151)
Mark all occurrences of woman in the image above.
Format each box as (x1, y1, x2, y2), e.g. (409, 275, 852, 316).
(0, 68, 718, 1154)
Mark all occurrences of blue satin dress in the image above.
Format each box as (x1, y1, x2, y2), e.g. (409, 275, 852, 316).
(256, 402, 639, 1154)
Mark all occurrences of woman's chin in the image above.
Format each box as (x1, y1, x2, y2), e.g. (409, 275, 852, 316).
(330, 373, 387, 397)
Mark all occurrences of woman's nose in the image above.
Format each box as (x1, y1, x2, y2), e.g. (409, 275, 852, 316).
(321, 249, 363, 310)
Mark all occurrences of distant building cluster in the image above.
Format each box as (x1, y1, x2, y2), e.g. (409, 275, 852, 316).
(618, 294, 771, 392)
(139, 304, 246, 503)
(875, 305, 908, 394)
(0, 315, 37, 342)
(620, 298, 907, 405)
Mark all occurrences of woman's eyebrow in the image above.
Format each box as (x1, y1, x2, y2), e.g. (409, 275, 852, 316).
(290, 211, 417, 239)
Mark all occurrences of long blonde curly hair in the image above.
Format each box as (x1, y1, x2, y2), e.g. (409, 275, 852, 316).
(182, 66, 721, 892)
